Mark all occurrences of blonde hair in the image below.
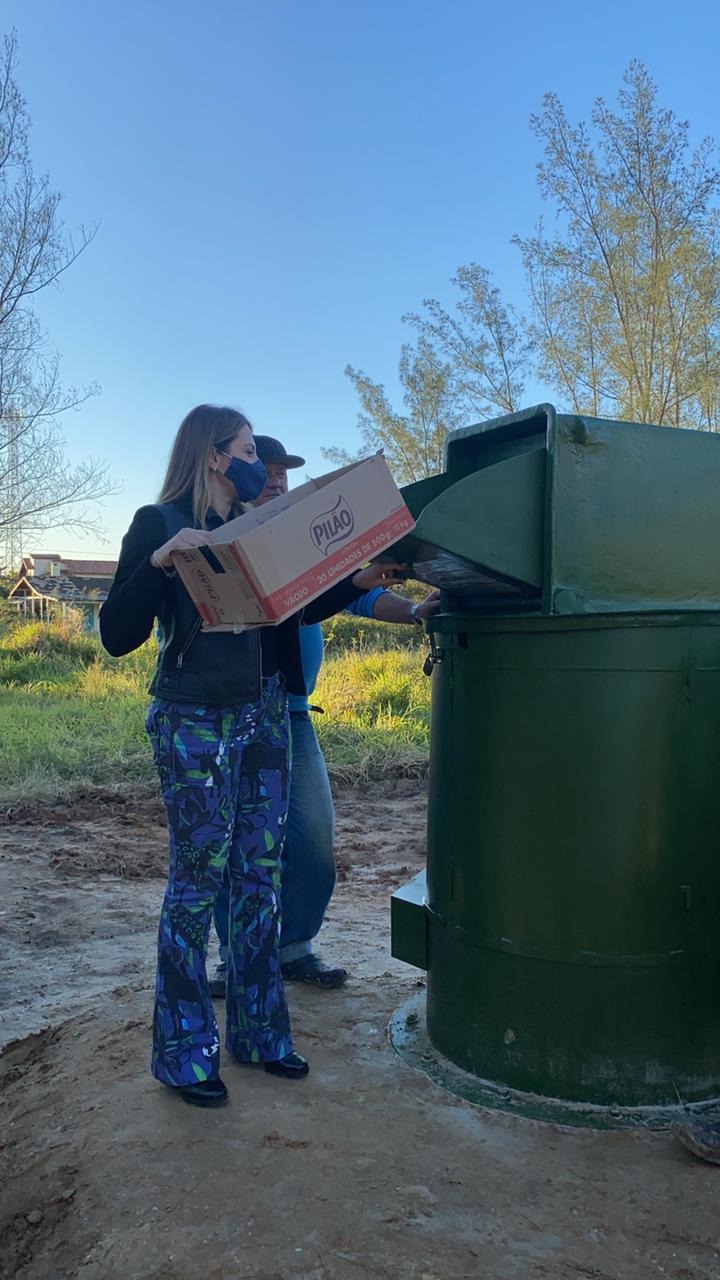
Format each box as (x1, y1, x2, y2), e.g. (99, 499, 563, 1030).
(158, 404, 253, 527)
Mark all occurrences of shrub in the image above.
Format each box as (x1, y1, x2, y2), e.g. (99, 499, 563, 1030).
(1, 618, 100, 663)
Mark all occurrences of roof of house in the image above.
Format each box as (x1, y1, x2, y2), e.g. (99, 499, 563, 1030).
(65, 574, 113, 595)
(63, 559, 117, 576)
(22, 554, 117, 577)
(8, 573, 111, 602)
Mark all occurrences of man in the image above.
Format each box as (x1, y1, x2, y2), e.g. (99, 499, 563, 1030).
(210, 435, 439, 994)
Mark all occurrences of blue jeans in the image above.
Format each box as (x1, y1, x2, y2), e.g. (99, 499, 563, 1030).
(214, 711, 336, 965)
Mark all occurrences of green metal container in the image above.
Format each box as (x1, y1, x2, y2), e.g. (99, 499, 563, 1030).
(392, 403, 720, 615)
(390, 405, 720, 1108)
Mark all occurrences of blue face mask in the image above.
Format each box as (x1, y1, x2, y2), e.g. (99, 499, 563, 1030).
(221, 454, 267, 503)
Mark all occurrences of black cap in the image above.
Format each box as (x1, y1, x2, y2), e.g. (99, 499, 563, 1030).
(253, 435, 305, 470)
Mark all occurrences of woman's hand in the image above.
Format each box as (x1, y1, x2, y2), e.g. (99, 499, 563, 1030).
(150, 528, 213, 570)
(351, 560, 408, 591)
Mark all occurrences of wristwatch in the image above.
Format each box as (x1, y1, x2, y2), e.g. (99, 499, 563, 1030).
(410, 602, 423, 625)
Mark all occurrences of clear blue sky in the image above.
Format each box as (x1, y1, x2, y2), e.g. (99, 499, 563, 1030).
(3, 0, 719, 556)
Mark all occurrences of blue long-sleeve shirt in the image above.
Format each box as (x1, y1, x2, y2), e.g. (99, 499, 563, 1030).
(287, 588, 386, 713)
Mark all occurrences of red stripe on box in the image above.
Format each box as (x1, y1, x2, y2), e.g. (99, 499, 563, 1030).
(262, 506, 415, 616)
(197, 601, 215, 626)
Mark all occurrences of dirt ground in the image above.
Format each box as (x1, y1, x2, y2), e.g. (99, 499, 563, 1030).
(1, 785, 720, 1280)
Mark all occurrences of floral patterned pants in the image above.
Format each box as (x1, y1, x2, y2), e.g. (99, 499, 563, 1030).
(147, 675, 292, 1086)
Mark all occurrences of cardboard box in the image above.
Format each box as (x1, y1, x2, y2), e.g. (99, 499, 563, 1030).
(171, 453, 416, 631)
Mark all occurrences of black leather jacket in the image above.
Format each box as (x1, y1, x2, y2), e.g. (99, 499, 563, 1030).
(100, 499, 365, 706)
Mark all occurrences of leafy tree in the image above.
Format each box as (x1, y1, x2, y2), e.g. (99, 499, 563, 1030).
(0, 30, 115, 572)
(405, 263, 532, 419)
(516, 61, 720, 427)
(340, 61, 720, 476)
(323, 338, 463, 484)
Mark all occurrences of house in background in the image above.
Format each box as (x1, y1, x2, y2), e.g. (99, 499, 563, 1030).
(8, 554, 118, 633)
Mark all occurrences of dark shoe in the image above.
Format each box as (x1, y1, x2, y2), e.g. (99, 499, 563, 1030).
(264, 1052, 310, 1079)
(165, 1076, 228, 1108)
(674, 1119, 720, 1164)
(281, 955, 348, 989)
(209, 962, 227, 1000)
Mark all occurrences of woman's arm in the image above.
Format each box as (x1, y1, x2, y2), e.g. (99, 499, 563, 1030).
(100, 506, 172, 656)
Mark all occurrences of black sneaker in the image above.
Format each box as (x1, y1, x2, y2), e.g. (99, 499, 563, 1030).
(165, 1076, 228, 1108)
(674, 1119, 720, 1164)
(281, 955, 348, 989)
(264, 1051, 310, 1079)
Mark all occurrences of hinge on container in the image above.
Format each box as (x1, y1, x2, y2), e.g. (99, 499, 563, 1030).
(423, 633, 444, 677)
(681, 884, 692, 911)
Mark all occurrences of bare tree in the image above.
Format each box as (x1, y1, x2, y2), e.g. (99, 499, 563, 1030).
(0, 30, 115, 571)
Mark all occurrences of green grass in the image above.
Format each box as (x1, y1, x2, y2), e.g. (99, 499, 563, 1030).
(321, 610, 425, 655)
(0, 621, 157, 801)
(0, 617, 431, 803)
(315, 648, 431, 784)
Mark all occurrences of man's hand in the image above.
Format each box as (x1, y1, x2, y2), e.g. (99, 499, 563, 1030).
(351, 561, 407, 591)
(414, 590, 441, 621)
(368, 585, 441, 625)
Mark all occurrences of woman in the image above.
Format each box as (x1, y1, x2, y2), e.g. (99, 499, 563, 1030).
(100, 404, 395, 1108)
